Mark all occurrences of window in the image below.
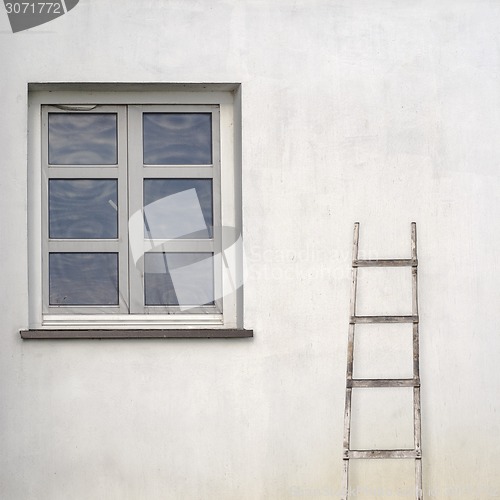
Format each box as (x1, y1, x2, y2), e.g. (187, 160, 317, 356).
(25, 84, 249, 337)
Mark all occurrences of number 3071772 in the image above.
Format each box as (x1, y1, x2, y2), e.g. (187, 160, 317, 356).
(5, 2, 62, 14)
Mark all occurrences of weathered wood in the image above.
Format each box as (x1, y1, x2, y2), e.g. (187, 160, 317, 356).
(348, 378, 420, 388)
(346, 324, 355, 379)
(411, 223, 424, 499)
(20, 329, 254, 339)
(412, 269, 419, 318)
(341, 459, 349, 500)
(415, 456, 424, 500)
(343, 387, 353, 457)
(353, 259, 417, 267)
(342, 223, 360, 496)
(350, 315, 418, 324)
(342, 223, 423, 499)
(414, 386, 422, 455)
(350, 223, 360, 319)
(413, 324, 420, 380)
(348, 449, 420, 459)
(411, 222, 417, 261)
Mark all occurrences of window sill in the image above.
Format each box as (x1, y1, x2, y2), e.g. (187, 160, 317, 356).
(20, 329, 253, 339)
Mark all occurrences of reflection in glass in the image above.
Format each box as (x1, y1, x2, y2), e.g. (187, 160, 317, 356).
(49, 179, 118, 239)
(143, 113, 212, 165)
(144, 253, 214, 306)
(49, 253, 118, 305)
(48, 113, 117, 165)
(143, 179, 213, 239)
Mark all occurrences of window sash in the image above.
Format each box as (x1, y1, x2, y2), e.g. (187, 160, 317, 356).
(42, 105, 129, 315)
(127, 105, 222, 315)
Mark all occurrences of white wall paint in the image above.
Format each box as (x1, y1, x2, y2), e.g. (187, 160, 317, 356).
(1, 1, 499, 498)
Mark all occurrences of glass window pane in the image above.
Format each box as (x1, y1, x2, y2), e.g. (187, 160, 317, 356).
(143, 113, 212, 165)
(48, 113, 117, 165)
(49, 179, 118, 239)
(49, 253, 118, 305)
(144, 253, 214, 306)
(143, 179, 213, 239)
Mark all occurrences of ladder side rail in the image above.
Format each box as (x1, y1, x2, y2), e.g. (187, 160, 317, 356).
(411, 222, 423, 499)
(342, 222, 360, 500)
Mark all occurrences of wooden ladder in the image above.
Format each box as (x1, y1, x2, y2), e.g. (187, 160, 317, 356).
(342, 222, 423, 499)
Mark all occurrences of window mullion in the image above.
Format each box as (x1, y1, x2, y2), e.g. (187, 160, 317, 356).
(127, 105, 146, 314)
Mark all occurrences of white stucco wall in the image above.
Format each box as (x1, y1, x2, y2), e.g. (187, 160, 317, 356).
(1, 1, 499, 498)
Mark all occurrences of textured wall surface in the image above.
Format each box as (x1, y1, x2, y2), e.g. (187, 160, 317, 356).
(0, 1, 499, 498)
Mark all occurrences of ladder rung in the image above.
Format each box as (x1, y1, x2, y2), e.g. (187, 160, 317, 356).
(350, 315, 418, 324)
(353, 259, 417, 268)
(346, 449, 420, 460)
(347, 378, 419, 388)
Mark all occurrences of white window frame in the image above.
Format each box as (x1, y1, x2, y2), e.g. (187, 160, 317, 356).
(28, 84, 243, 331)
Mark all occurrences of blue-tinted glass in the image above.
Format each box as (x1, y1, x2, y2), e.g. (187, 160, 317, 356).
(48, 113, 117, 165)
(144, 253, 214, 306)
(49, 179, 118, 239)
(143, 113, 212, 165)
(143, 179, 213, 239)
(49, 253, 118, 305)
